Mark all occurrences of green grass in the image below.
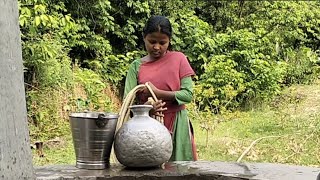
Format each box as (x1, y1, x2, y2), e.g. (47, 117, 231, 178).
(32, 81, 320, 167)
(193, 110, 320, 166)
(193, 81, 320, 167)
(32, 134, 75, 166)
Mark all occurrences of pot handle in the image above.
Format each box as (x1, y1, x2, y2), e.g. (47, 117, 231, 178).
(95, 113, 107, 128)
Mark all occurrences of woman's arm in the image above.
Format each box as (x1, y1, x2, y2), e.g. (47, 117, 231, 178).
(145, 76, 193, 103)
(174, 76, 193, 105)
(145, 82, 175, 101)
(124, 60, 141, 98)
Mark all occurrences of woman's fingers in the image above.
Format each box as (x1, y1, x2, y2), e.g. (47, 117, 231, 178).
(153, 100, 166, 112)
(146, 99, 166, 116)
(154, 107, 167, 112)
(154, 112, 164, 117)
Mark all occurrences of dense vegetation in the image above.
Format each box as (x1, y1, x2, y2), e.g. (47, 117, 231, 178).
(19, 0, 320, 149)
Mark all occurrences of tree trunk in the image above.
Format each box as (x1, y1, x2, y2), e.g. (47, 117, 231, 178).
(0, 0, 35, 179)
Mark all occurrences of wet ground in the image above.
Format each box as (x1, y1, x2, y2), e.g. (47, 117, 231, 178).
(35, 161, 320, 180)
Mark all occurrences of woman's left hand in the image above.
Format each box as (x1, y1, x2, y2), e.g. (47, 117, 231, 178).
(145, 99, 167, 116)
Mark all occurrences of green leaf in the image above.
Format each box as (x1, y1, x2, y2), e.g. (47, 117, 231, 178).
(34, 16, 41, 26)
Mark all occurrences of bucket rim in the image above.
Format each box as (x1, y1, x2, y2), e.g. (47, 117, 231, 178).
(69, 112, 119, 119)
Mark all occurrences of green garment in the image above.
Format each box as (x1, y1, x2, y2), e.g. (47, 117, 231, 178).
(124, 59, 195, 161)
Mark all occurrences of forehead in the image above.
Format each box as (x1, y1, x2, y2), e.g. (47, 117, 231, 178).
(145, 32, 169, 40)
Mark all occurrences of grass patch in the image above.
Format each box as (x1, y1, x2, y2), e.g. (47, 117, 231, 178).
(193, 81, 320, 167)
(32, 134, 75, 166)
(193, 110, 320, 166)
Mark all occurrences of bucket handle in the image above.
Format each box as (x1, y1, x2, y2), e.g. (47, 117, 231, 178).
(96, 113, 108, 128)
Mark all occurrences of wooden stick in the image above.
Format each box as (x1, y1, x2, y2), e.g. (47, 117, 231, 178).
(236, 135, 282, 163)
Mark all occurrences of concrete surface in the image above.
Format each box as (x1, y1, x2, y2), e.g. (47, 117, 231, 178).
(35, 161, 320, 180)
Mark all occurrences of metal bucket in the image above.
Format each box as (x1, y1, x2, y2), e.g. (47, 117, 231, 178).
(69, 112, 118, 169)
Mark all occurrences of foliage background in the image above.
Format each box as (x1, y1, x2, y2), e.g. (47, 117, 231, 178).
(19, 0, 320, 165)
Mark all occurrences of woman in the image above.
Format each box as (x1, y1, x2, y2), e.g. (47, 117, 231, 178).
(124, 15, 197, 161)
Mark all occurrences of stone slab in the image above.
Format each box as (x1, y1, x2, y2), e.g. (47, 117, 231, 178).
(35, 161, 320, 180)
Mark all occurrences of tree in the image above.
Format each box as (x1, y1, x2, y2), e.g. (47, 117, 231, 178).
(0, 0, 34, 179)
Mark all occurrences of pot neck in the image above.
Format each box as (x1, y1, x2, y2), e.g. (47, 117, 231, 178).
(130, 105, 152, 117)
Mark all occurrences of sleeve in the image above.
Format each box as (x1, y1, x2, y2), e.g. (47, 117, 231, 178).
(179, 53, 195, 79)
(124, 60, 141, 98)
(174, 76, 194, 105)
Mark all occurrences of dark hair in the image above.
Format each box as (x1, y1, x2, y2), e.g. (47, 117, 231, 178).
(143, 16, 172, 38)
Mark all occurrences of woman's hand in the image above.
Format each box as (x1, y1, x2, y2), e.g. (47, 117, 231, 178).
(145, 98, 167, 116)
(140, 82, 159, 97)
(141, 81, 176, 102)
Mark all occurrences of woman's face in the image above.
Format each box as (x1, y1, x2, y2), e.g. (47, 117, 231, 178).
(144, 31, 170, 60)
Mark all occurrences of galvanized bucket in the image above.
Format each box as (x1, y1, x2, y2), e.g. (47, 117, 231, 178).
(69, 112, 118, 169)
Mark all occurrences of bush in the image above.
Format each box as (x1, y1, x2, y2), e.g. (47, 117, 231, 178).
(283, 47, 319, 85)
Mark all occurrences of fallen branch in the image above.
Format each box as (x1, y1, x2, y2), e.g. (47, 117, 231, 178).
(236, 135, 282, 163)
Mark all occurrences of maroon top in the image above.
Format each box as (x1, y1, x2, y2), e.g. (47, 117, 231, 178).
(138, 51, 195, 127)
